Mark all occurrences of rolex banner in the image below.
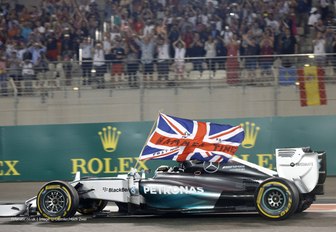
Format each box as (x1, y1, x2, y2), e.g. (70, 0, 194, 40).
(0, 115, 336, 181)
(298, 66, 327, 106)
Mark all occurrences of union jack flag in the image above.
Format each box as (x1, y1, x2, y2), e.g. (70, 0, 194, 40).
(139, 113, 245, 163)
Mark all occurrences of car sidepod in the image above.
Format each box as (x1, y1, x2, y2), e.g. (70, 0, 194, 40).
(139, 173, 221, 211)
(139, 161, 270, 213)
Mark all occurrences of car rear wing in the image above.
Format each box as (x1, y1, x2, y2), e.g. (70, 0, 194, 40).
(276, 147, 326, 194)
(312, 151, 327, 195)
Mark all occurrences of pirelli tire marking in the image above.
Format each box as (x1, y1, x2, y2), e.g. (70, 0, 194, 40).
(255, 179, 299, 220)
(37, 181, 79, 220)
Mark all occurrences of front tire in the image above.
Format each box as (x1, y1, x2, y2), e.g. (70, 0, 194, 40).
(255, 178, 299, 220)
(37, 181, 79, 221)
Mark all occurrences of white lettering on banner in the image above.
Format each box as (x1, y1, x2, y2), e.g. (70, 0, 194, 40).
(143, 186, 204, 195)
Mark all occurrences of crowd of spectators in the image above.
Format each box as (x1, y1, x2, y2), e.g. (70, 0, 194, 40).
(1, 0, 336, 94)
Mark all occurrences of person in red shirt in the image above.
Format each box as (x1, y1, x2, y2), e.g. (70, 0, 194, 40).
(132, 16, 145, 35)
(226, 34, 240, 85)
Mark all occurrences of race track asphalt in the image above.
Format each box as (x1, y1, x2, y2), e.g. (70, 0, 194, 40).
(0, 177, 335, 232)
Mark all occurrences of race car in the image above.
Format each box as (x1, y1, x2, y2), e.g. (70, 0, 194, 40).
(0, 147, 326, 220)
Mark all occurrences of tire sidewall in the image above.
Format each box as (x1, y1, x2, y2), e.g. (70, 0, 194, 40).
(255, 178, 299, 220)
(37, 181, 79, 220)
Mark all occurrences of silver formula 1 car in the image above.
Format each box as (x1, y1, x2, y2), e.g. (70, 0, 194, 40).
(0, 147, 326, 220)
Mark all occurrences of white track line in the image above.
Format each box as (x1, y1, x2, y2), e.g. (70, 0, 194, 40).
(306, 204, 336, 213)
(104, 204, 336, 214)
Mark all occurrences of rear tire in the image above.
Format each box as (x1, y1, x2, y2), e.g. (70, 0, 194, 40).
(255, 178, 299, 220)
(37, 181, 79, 221)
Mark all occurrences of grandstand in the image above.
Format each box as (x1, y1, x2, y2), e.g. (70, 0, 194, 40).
(1, 0, 336, 126)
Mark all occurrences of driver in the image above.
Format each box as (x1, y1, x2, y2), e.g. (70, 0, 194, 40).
(180, 160, 202, 171)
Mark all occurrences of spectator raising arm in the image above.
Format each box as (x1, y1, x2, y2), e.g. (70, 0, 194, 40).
(173, 38, 186, 80)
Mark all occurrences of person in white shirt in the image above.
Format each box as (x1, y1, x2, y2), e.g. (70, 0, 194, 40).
(308, 7, 321, 27)
(221, 26, 234, 45)
(36, 21, 45, 34)
(102, 33, 113, 73)
(103, 34, 112, 56)
(80, 38, 93, 85)
(93, 42, 106, 88)
(173, 38, 186, 81)
(21, 59, 35, 95)
(110, 25, 121, 42)
(143, 20, 155, 36)
(313, 32, 326, 66)
(134, 34, 156, 83)
(204, 35, 216, 72)
(265, 13, 280, 36)
(156, 34, 170, 83)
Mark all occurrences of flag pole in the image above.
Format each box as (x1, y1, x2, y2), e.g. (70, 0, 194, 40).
(133, 111, 162, 170)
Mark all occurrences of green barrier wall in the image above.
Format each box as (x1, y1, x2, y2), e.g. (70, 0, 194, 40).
(0, 115, 335, 181)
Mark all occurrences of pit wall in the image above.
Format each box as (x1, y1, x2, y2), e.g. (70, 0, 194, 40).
(0, 115, 335, 181)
